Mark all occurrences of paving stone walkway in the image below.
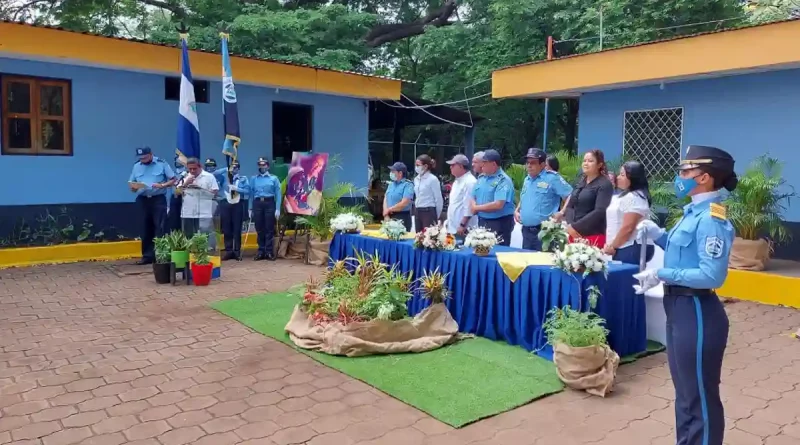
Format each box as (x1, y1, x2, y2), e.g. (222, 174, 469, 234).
(1, 259, 800, 445)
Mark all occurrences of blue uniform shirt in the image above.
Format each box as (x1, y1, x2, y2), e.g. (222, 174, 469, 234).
(232, 174, 250, 199)
(472, 169, 515, 219)
(129, 157, 175, 197)
(519, 170, 573, 226)
(385, 180, 414, 212)
(251, 173, 283, 210)
(211, 168, 230, 202)
(656, 191, 734, 289)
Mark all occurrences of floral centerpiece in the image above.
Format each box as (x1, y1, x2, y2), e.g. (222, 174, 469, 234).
(538, 218, 569, 253)
(413, 223, 457, 251)
(464, 227, 500, 256)
(379, 219, 407, 241)
(553, 240, 608, 277)
(330, 213, 365, 234)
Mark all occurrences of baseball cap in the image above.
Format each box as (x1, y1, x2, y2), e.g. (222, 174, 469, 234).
(446, 154, 470, 166)
(135, 147, 152, 157)
(389, 162, 408, 173)
(483, 149, 501, 163)
(524, 148, 546, 163)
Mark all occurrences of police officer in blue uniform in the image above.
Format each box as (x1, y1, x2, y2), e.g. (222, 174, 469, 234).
(220, 161, 251, 261)
(635, 145, 738, 445)
(128, 147, 176, 265)
(515, 148, 573, 251)
(470, 149, 516, 246)
(167, 156, 187, 233)
(383, 162, 414, 231)
(251, 157, 282, 261)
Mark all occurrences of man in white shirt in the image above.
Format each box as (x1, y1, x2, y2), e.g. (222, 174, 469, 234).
(445, 154, 477, 236)
(178, 157, 220, 251)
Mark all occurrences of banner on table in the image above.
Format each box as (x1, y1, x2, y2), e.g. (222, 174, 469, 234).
(284, 152, 329, 216)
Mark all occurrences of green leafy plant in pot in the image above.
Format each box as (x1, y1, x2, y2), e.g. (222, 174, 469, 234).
(166, 231, 190, 269)
(152, 236, 173, 284)
(188, 233, 213, 286)
(725, 154, 795, 271)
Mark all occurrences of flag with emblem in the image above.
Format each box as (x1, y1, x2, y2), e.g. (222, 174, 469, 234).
(175, 34, 201, 164)
(220, 33, 240, 162)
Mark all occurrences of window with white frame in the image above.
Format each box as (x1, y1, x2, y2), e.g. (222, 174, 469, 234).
(623, 107, 683, 181)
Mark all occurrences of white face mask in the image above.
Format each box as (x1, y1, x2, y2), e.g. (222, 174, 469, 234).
(415, 166, 424, 175)
(389, 172, 398, 181)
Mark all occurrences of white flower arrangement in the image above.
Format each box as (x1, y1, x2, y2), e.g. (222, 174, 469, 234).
(538, 218, 569, 252)
(379, 219, 407, 241)
(413, 223, 457, 251)
(330, 213, 365, 233)
(464, 227, 500, 254)
(553, 240, 608, 277)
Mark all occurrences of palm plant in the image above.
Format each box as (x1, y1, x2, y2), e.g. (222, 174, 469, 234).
(725, 155, 794, 243)
(505, 163, 527, 204)
(295, 182, 373, 240)
(649, 182, 688, 230)
(551, 150, 582, 184)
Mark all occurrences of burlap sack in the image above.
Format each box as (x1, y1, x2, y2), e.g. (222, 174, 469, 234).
(285, 303, 460, 357)
(553, 342, 620, 397)
(280, 236, 330, 266)
(729, 237, 770, 271)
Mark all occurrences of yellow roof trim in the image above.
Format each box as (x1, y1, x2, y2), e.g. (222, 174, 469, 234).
(0, 21, 401, 100)
(492, 20, 800, 99)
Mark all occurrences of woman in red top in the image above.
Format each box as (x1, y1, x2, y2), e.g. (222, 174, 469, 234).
(559, 149, 614, 247)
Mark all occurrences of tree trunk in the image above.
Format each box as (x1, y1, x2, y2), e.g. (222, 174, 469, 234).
(365, 1, 457, 47)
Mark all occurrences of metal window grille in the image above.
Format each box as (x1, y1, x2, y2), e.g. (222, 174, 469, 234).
(623, 107, 683, 181)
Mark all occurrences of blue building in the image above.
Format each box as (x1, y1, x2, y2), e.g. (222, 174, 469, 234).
(492, 19, 800, 259)
(0, 20, 401, 244)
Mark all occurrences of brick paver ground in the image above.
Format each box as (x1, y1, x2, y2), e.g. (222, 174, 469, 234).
(2, 259, 800, 445)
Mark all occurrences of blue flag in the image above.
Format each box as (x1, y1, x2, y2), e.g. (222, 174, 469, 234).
(220, 33, 240, 160)
(175, 36, 201, 164)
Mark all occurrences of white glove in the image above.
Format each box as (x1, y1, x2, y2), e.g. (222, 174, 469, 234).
(637, 220, 665, 243)
(274, 210, 280, 218)
(248, 210, 253, 219)
(632, 269, 660, 295)
(229, 185, 239, 192)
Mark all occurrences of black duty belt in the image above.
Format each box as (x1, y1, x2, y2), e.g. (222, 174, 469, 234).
(522, 225, 542, 230)
(416, 207, 436, 211)
(663, 285, 714, 297)
(255, 197, 275, 202)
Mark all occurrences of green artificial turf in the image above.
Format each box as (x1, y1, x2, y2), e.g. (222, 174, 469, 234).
(620, 340, 666, 365)
(211, 292, 564, 428)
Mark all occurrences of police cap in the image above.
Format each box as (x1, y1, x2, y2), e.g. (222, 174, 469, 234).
(205, 158, 217, 167)
(231, 160, 240, 168)
(135, 147, 152, 157)
(680, 145, 735, 173)
(524, 147, 546, 163)
(389, 162, 408, 174)
(483, 149, 502, 164)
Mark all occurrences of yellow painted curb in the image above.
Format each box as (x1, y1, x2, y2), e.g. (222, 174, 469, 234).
(718, 269, 800, 309)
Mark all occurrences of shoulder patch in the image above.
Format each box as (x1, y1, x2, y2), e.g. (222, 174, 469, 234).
(709, 203, 727, 220)
(704, 236, 724, 259)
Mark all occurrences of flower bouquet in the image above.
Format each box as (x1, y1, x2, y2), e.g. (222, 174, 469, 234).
(330, 213, 365, 234)
(464, 227, 500, 256)
(538, 217, 569, 252)
(553, 240, 608, 277)
(379, 219, 407, 241)
(413, 223, 457, 251)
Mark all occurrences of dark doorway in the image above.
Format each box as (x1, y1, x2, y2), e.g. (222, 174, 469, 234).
(273, 102, 312, 161)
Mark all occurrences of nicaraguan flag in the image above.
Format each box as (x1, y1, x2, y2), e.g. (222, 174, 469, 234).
(220, 33, 240, 159)
(176, 36, 201, 164)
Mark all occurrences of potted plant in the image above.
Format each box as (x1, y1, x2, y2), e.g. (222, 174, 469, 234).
(552, 241, 608, 277)
(188, 233, 213, 286)
(379, 219, 407, 241)
(538, 218, 569, 252)
(725, 155, 795, 271)
(463, 227, 499, 256)
(153, 236, 172, 284)
(166, 231, 190, 269)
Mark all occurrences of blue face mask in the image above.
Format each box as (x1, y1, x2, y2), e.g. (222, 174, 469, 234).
(673, 174, 698, 199)
(258, 167, 268, 174)
(389, 172, 398, 181)
(232, 167, 239, 175)
(205, 166, 215, 173)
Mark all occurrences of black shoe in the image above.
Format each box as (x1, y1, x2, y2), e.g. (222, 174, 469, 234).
(135, 258, 153, 265)
(221, 253, 234, 261)
(254, 254, 266, 261)
(266, 254, 276, 262)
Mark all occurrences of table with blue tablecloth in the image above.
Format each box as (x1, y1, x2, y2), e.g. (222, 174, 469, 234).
(328, 233, 647, 358)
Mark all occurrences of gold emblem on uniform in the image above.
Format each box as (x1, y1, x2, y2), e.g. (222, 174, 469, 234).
(709, 203, 727, 220)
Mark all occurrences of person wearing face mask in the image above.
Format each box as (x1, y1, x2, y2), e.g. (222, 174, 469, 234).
(250, 157, 282, 261)
(383, 162, 414, 231)
(634, 145, 738, 445)
(167, 156, 188, 233)
(128, 147, 176, 265)
(219, 161, 251, 261)
(413, 155, 444, 231)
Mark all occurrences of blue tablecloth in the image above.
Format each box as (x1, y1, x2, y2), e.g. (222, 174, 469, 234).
(329, 233, 646, 358)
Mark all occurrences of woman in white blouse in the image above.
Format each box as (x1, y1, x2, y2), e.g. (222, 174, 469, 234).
(602, 160, 654, 264)
(413, 154, 444, 231)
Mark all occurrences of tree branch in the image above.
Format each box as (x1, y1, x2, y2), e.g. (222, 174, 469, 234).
(365, 0, 457, 47)
(137, 0, 186, 18)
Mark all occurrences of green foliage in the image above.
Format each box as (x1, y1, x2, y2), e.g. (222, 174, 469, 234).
(649, 182, 687, 230)
(544, 284, 608, 348)
(0, 207, 117, 248)
(165, 231, 190, 251)
(504, 164, 527, 204)
(154, 236, 171, 264)
(550, 150, 583, 185)
(725, 155, 795, 243)
(295, 182, 372, 240)
(188, 233, 211, 265)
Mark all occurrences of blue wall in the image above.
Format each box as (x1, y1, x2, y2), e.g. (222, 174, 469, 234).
(577, 68, 800, 221)
(0, 58, 370, 207)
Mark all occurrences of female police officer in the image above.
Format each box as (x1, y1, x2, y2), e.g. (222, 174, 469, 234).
(635, 145, 738, 445)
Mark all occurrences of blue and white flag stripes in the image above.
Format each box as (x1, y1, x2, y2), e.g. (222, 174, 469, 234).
(220, 33, 240, 159)
(175, 35, 201, 164)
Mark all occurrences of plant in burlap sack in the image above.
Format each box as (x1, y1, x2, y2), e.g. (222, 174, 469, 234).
(413, 222, 457, 251)
(295, 250, 413, 325)
(463, 227, 500, 256)
(538, 218, 569, 252)
(724, 155, 795, 271)
(329, 213, 365, 234)
(553, 240, 608, 278)
(379, 219, 407, 241)
(543, 283, 620, 397)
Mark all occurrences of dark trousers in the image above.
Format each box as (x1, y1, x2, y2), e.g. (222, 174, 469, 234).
(414, 207, 439, 232)
(253, 197, 276, 257)
(137, 195, 167, 261)
(664, 292, 728, 445)
(521, 225, 542, 251)
(220, 200, 247, 255)
(167, 195, 183, 234)
(479, 215, 513, 247)
(613, 243, 655, 265)
(390, 211, 412, 232)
